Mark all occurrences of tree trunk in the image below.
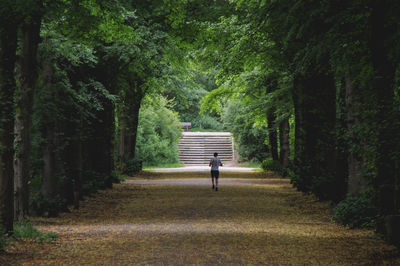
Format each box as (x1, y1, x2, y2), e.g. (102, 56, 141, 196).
(87, 96, 115, 188)
(369, 1, 398, 218)
(60, 107, 79, 206)
(41, 128, 55, 196)
(279, 118, 290, 168)
(292, 72, 341, 200)
(127, 82, 142, 160)
(14, 17, 42, 221)
(0, 17, 17, 234)
(119, 81, 143, 169)
(118, 107, 127, 172)
(344, 71, 366, 195)
(292, 78, 306, 187)
(75, 120, 83, 209)
(267, 107, 279, 161)
(40, 59, 57, 197)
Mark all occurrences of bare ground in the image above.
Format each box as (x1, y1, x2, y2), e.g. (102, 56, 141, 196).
(2, 170, 399, 265)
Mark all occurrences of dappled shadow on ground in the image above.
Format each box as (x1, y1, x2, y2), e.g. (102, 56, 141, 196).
(2, 171, 399, 265)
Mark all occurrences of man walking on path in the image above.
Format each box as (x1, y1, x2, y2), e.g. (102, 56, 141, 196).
(209, 152, 223, 191)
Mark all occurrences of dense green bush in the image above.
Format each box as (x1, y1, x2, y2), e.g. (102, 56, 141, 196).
(261, 158, 289, 177)
(166, 68, 222, 130)
(191, 115, 223, 131)
(0, 228, 8, 252)
(223, 101, 269, 163)
(30, 194, 66, 218)
(136, 96, 182, 166)
(14, 221, 58, 242)
(331, 193, 378, 228)
(126, 158, 143, 175)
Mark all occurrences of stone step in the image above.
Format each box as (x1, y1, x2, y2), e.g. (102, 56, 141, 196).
(178, 132, 234, 165)
(179, 155, 233, 159)
(180, 141, 231, 143)
(180, 153, 231, 155)
(180, 138, 231, 140)
(179, 150, 232, 153)
(179, 143, 231, 145)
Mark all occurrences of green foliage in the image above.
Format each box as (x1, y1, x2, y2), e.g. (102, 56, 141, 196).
(0, 230, 8, 252)
(223, 100, 269, 163)
(112, 170, 125, 183)
(162, 62, 222, 130)
(30, 194, 66, 218)
(190, 127, 223, 132)
(261, 158, 288, 177)
(144, 163, 185, 169)
(125, 158, 143, 176)
(191, 115, 222, 131)
(332, 193, 378, 229)
(81, 170, 113, 195)
(136, 96, 182, 166)
(241, 161, 261, 168)
(14, 221, 58, 242)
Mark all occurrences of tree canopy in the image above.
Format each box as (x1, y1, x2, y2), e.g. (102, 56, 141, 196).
(0, 0, 399, 247)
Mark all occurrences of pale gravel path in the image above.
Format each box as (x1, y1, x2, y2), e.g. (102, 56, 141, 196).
(144, 166, 259, 172)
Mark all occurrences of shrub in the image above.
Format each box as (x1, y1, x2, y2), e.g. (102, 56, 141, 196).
(261, 158, 289, 177)
(14, 221, 42, 239)
(0, 229, 8, 252)
(222, 101, 269, 162)
(126, 158, 143, 175)
(191, 115, 223, 131)
(30, 194, 65, 217)
(331, 193, 378, 228)
(14, 221, 58, 242)
(136, 96, 182, 166)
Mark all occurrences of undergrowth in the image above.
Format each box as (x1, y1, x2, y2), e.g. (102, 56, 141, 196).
(331, 193, 378, 228)
(14, 221, 58, 243)
(261, 158, 289, 177)
(0, 231, 8, 252)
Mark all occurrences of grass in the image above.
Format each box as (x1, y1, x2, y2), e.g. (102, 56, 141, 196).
(239, 161, 261, 168)
(0, 233, 9, 252)
(2, 171, 399, 265)
(14, 221, 58, 243)
(143, 163, 185, 169)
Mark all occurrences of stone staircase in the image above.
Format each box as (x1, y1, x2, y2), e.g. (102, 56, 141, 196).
(179, 132, 234, 165)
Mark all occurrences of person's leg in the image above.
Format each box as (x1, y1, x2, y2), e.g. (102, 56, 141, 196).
(215, 171, 219, 191)
(211, 171, 215, 189)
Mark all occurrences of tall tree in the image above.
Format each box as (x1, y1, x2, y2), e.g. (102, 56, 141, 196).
(279, 119, 290, 168)
(369, 0, 400, 228)
(0, 0, 18, 233)
(14, 0, 44, 221)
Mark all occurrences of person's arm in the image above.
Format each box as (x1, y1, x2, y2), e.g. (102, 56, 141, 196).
(209, 159, 212, 167)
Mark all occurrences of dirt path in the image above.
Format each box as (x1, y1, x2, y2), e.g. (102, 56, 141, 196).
(3, 171, 400, 265)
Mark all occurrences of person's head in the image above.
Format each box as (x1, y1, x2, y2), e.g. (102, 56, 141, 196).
(214, 152, 218, 157)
